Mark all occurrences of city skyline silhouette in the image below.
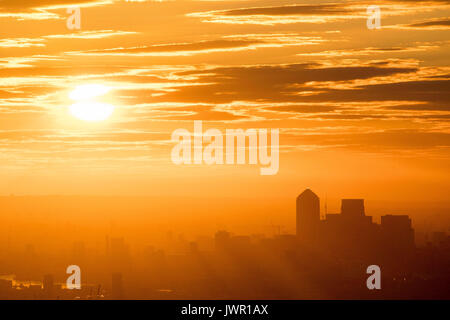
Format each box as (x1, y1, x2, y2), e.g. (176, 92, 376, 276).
(0, 189, 448, 300)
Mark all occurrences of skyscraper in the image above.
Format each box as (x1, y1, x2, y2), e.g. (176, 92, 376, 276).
(341, 199, 365, 217)
(296, 189, 320, 241)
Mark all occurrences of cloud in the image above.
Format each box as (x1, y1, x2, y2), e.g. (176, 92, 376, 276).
(66, 34, 325, 56)
(296, 45, 440, 57)
(187, 3, 362, 25)
(118, 61, 449, 126)
(0, 0, 112, 10)
(0, 56, 63, 69)
(391, 18, 450, 30)
(145, 62, 418, 104)
(282, 129, 450, 152)
(0, 30, 134, 49)
(43, 30, 138, 39)
(0, 0, 132, 20)
(187, 1, 450, 25)
(0, 55, 447, 158)
(0, 38, 46, 48)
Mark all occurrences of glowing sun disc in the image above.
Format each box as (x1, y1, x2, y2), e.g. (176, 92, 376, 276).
(69, 102, 115, 122)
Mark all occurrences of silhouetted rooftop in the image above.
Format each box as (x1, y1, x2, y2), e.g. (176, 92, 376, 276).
(297, 188, 319, 199)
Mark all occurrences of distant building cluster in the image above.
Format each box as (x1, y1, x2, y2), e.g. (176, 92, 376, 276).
(0, 189, 449, 299)
(296, 189, 415, 259)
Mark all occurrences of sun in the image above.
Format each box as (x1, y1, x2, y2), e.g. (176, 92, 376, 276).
(68, 84, 115, 122)
(69, 102, 115, 122)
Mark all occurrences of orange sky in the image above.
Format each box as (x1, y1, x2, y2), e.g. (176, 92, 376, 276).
(0, 0, 449, 211)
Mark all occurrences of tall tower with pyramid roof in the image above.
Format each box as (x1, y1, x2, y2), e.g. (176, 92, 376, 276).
(296, 189, 320, 241)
